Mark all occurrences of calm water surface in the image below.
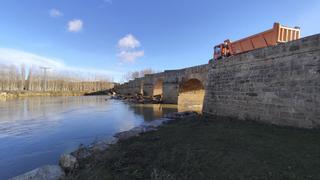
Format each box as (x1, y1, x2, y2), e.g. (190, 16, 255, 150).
(0, 96, 178, 179)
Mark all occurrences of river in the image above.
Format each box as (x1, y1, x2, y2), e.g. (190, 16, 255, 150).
(0, 96, 178, 179)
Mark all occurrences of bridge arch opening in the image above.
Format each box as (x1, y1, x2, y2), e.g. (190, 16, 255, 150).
(153, 79, 163, 96)
(178, 78, 205, 112)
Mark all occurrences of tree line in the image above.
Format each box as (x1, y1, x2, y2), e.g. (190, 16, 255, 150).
(122, 68, 156, 82)
(0, 64, 114, 92)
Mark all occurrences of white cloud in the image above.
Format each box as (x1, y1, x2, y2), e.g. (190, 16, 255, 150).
(68, 19, 83, 32)
(118, 50, 144, 63)
(117, 34, 144, 63)
(0, 48, 120, 78)
(49, 9, 63, 18)
(118, 34, 141, 49)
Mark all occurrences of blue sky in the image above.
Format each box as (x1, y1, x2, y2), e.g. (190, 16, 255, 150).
(0, 0, 319, 82)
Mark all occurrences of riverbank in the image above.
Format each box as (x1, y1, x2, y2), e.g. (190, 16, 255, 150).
(0, 91, 107, 99)
(65, 115, 320, 180)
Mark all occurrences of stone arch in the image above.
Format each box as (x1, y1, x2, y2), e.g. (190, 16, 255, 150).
(153, 79, 163, 96)
(178, 78, 205, 112)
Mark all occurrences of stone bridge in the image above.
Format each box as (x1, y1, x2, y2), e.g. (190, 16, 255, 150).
(115, 34, 320, 128)
(115, 64, 209, 112)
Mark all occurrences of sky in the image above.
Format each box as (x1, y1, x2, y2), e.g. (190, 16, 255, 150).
(0, 0, 319, 82)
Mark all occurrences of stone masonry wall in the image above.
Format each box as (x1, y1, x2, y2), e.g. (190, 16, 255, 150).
(178, 89, 205, 112)
(203, 34, 320, 128)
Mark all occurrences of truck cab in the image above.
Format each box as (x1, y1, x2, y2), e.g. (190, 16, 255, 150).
(214, 45, 222, 60)
(213, 40, 231, 61)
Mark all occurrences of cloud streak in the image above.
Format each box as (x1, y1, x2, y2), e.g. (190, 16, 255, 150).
(0, 48, 64, 68)
(49, 9, 63, 18)
(0, 48, 119, 78)
(118, 50, 144, 63)
(103, 0, 112, 4)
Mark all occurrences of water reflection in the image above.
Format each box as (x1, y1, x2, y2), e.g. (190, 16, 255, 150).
(0, 96, 179, 179)
(129, 104, 178, 121)
(0, 96, 106, 138)
(178, 104, 203, 113)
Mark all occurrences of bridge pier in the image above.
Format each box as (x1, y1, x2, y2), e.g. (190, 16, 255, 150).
(141, 74, 153, 96)
(177, 78, 205, 112)
(162, 82, 179, 104)
(142, 84, 153, 96)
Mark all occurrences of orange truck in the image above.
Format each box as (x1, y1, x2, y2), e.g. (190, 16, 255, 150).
(212, 22, 301, 62)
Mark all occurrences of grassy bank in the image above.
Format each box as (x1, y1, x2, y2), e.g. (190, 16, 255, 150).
(68, 116, 320, 180)
(0, 91, 93, 99)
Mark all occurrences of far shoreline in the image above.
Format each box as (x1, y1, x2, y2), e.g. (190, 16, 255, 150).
(0, 90, 113, 99)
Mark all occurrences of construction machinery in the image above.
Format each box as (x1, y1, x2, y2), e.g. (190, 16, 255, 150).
(211, 22, 301, 62)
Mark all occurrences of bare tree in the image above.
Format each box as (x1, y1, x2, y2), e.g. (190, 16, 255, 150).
(122, 68, 156, 82)
(0, 64, 114, 92)
(131, 71, 140, 79)
(139, 68, 155, 77)
(20, 64, 26, 90)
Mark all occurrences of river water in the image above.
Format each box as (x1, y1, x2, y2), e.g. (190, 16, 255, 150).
(0, 96, 178, 179)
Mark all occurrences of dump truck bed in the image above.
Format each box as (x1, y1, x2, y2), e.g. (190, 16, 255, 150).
(229, 23, 300, 55)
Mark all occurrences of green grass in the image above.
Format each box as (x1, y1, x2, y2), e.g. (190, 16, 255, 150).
(67, 116, 320, 180)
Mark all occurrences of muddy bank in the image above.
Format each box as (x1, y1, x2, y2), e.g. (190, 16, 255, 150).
(84, 89, 115, 96)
